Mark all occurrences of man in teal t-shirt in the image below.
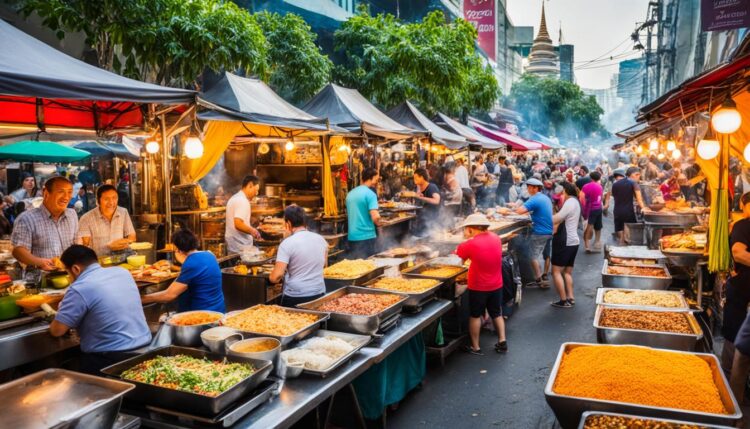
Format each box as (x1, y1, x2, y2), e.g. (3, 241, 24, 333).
(346, 168, 382, 258)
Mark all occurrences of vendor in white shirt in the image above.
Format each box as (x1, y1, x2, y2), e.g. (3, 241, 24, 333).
(454, 157, 475, 210)
(225, 176, 261, 254)
(77, 184, 136, 256)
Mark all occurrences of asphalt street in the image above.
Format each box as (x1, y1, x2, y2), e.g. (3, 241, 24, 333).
(387, 221, 614, 428)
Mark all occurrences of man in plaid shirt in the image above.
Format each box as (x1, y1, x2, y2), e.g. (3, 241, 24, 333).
(12, 176, 78, 270)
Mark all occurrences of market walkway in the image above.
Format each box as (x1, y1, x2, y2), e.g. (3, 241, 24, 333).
(388, 223, 610, 428)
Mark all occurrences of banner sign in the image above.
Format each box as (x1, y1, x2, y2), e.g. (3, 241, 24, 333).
(464, 0, 496, 62)
(701, 0, 750, 32)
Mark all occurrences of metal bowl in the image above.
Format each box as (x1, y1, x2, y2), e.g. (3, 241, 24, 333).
(165, 310, 224, 347)
(227, 337, 281, 363)
(201, 326, 243, 354)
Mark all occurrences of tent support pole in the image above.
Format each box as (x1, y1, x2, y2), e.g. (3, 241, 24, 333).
(160, 113, 172, 243)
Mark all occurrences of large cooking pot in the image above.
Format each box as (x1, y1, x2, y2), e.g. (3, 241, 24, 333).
(165, 310, 224, 346)
(201, 218, 225, 238)
(265, 184, 286, 198)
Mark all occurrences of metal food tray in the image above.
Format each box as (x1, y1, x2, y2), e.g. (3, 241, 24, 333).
(401, 260, 468, 281)
(594, 304, 703, 351)
(643, 211, 699, 226)
(545, 343, 742, 429)
(601, 260, 671, 290)
(297, 286, 408, 335)
(577, 411, 736, 429)
(323, 266, 385, 291)
(595, 287, 689, 310)
(0, 369, 134, 429)
(291, 329, 371, 377)
(101, 346, 273, 417)
(606, 245, 666, 261)
(660, 242, 707, 266)
(379, 203, 421, 213)
(361, 275, 442, 307)
(221, 305, 329, 346)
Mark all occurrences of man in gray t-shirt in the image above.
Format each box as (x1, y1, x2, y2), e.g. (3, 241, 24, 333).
(269, 205, 329, 307)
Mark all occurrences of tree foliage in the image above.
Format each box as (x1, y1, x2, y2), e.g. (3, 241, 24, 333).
(507, 74, 605, 139)
(255, 11, 332, 105)
(333, 8, 499, 118)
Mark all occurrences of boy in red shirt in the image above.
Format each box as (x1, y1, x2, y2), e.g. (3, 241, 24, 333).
(455, 214, 508, 355)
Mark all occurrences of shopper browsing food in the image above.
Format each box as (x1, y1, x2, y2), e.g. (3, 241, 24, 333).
(550, 182, 581, 308)
(579, 171, 604, 252)
(269, 205, 329, 307)
(345, 168, 382, 258)
(11, 176, 77, 270)
(49, 245, 151, 374)
(611, 166, 645, 245)
(142, 229, 225, 312)
(454, 213, 507, 355)
(76, 184, 136, 257)
(225, 175, 261, 254)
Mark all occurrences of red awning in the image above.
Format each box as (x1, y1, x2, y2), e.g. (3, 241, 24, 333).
(469, 121, 543, 151)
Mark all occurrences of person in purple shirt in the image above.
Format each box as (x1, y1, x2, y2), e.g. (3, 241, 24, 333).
(580, 171, 604, 252)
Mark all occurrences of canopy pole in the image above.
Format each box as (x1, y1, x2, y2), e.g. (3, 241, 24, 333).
(160, 113, 172, 243)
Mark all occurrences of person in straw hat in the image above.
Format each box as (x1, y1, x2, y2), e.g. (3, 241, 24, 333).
(455, 213, 508, 355)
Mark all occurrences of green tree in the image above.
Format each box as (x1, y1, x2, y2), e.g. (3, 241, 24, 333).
(507, 74, 605, 139)
(17, 0, 269, 87)
(333, 8, 499, 118)
(255, 11, 332, 105)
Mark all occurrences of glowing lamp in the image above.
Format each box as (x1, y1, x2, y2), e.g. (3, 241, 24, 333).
(184, 136, 204, 159)
(744, 143, 750, 163)
(696, 137, 720, 160)
(657, 153, 665, 161)
(145, 140, 160, 154)
(666, 140, 676, 152)
(712, 97, 742, 134)
(635, 145, 643, 154)
(258, 143, 270, 154)
(285, 141, 295, 151)
(649, 138, 658, 151)
(671, 149, 681, 160)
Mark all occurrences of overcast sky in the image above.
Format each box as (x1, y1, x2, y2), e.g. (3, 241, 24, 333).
(507, 0, 650, 89)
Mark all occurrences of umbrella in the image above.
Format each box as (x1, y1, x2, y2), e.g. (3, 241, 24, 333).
(0, 140, 91, 162)
(74, 141, 139, 161)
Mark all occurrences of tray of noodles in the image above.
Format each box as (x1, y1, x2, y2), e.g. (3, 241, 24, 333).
(323, 259, 384, 291)
(220, 304, 328, 346)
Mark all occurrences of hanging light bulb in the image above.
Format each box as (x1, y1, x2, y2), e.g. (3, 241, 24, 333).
(285, 140, 295, 151)
(696, 127, 720, 160)
(744, 143, 750, 163)
(712, 96, 742, 134)
(635, 145, 643, 154)
(657, 153, 665, 161)
(258, 142, 270, 155)
(184, 136, 204, 159)
(649, 138, 658, 151)
(671, 149, 681, 160)
(145, 139, 160, 154)
(666, 139, 676, 152)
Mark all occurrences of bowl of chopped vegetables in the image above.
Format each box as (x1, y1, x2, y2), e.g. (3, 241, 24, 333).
(101, 346, 273, 416)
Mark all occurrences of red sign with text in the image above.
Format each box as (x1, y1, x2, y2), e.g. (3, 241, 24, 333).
(464, 0, 496, 62)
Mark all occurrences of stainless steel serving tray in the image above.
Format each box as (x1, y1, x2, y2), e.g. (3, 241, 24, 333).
(297, 286, 409, 335)
(577, 411, 736, 429)
(401, 259, 468, 281)
(594, 304, 702, 351)
(323, 266, 385, 291)
(660, 242, 707, 266)
(361, 275, 442, 308)
(288, 329, 371, 377)
(101, 346, 273, 417)
(0, 369, 134, 429)
(221, 305, 329, 346)
(643, 211, 699, 226)
(606, 246, 666, 261)
(601, 260, 671, 290)
(595, 287, 689, 310)
(545, 343, 742, 429)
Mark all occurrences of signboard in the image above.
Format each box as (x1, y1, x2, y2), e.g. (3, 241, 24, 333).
(463, 0, 496, 62)
(701, 0, 750, 32)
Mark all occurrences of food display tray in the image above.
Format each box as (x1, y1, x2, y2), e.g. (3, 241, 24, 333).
(221, 305, 329, 346)
(293, 329, 371, 377)
(297, 286, 408, 335)
(659, 243, 707, 266)
(577, 411, 736, 429)
(101, 346, 273, 417)
(324, 266, 385, 291)
(361, 275, 442, 308)
(643, 212, 699, 226)
(545, 343, 742, 429)
(0, 369, 134, 429)
(606, 246, 666, 261)
(595, 287, 689, 310)
(593, 304, 703, 351)
(401, 260, 468, 281)
(601, 260, 671, 290)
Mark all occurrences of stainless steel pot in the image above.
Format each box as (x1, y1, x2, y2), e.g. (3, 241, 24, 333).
(201, 326, 243, 354)
(165, 310, 224, 347)
(264, 184, 286, 197)
(227, 337, 281, 363)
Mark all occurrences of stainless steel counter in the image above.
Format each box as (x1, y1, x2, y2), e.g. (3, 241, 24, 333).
(233, 299, 453, 429)
(0, 319, 80, 372)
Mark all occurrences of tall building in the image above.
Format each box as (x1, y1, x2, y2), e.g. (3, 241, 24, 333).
(558, 44, 574, 82)
(616, 58, 645, 105)
(525, 2, 559, 78)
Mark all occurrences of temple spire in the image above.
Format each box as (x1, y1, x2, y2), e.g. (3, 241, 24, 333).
(525, 1, 560, 78)
(539, 1, 550, 40)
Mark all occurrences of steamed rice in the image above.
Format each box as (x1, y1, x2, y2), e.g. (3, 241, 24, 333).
(280, 335, 357, 371)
